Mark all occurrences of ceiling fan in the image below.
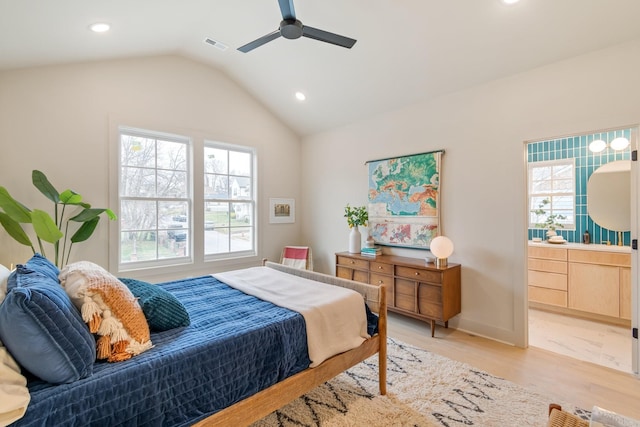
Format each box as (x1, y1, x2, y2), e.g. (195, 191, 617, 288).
(238, 0, 357, 53)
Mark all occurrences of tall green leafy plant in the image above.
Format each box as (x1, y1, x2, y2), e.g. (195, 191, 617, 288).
(0, 170, 116, 267)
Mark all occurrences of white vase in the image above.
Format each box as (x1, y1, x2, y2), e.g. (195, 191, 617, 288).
(348, 226, 361, 253)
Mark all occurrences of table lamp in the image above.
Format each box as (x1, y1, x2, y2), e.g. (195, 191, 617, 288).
(430, 236, 454, 268)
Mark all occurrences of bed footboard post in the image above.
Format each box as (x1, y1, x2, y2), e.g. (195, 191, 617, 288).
(378, 284, 387, 395)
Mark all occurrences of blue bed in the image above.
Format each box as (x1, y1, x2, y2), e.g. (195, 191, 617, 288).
(15, 275, 311, 427)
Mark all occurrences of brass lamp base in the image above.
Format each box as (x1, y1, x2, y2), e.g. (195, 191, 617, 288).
(435, 258, 448, 268)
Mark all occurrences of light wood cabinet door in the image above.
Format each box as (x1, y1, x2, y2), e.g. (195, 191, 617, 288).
(620, 267, 631, 320)
(568, 263, 619, 317)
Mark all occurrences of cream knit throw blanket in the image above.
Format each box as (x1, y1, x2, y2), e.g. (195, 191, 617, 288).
(59, 261, 152, 362)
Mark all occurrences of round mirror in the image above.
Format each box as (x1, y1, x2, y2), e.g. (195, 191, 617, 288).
(587, 160, 630, 231)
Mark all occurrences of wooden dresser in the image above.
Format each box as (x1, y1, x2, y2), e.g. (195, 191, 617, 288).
(335, 252, 461, 337)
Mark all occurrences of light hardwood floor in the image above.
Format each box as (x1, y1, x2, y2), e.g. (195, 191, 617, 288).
(386, 312, 640, 421)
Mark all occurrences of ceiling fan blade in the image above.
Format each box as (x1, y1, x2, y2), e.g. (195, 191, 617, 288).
(302, 26, 357, 49)
(278, 0, 296, 20)
(237, 30, 282, 53)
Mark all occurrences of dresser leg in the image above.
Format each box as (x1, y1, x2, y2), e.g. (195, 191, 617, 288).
(445, 320, 449, 329)
(430, 319, 435, 337)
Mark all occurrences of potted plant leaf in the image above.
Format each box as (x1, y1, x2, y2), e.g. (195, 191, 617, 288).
(0, 170, 116, 267)
(344, 204, 368, 253)
(531, 198, 566, 238)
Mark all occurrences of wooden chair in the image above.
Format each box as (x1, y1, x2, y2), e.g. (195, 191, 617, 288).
(280, 246, 313, 270)
(547, 404, 588, 427)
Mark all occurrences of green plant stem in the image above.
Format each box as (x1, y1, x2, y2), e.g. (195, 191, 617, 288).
(65, 242, 73, 266)
(62, 220, 71, 268)
(36, 237, 46, 258)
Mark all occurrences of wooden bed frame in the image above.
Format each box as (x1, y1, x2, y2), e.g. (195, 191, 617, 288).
(194, 261, 388, 426)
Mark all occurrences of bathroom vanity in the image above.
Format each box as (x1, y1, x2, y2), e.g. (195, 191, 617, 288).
(528, 241, 631, 325)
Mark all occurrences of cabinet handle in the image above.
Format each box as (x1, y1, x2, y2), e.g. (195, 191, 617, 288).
(415, 272, 420, 276)
(378, 280, 383, 284)
(351, 260, 355, 264)
(378, 266, 383, 269)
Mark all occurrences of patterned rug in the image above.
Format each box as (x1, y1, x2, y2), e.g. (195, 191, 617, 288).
(252, 338, 589, 427)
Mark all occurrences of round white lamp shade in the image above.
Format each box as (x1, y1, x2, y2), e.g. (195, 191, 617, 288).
(430, 236, 454, 267)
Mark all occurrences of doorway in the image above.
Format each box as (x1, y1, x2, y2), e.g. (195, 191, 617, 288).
(525, 126, 638, 374)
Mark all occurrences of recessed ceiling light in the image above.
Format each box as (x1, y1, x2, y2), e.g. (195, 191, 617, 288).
(90, 23, 110, 33)
(501, 0, 521, 4)
(295, 92, 306, 101)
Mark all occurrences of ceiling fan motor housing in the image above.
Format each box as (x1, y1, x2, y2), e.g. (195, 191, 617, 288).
(280, 19, 303, 39)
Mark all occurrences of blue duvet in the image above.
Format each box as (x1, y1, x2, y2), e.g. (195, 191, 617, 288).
(15, 275, 311, 426)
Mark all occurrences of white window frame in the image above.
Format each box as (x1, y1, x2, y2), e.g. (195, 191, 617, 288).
(109, 122, 259, 276)
(528, 159, 576, 230)
(116, 126, 193, 271)
(203, 140, 257, 261)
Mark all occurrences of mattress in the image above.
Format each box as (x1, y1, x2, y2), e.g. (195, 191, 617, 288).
(15, 275, 311, 427)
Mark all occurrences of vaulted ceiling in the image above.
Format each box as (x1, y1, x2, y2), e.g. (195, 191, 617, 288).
(2, 0, 640, 136)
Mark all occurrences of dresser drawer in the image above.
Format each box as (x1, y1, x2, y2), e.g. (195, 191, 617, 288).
(527, 270, 567, 291)
(337, 256, 369, 269)
(395, 266, 442, 284)
(528, 258, 567, 274)
(369, 272, 392, 287)
(528, 286, 567, 307)
(370, 261, 393, 275)
(528, 246, 567, 261)
(568, 250, 631, 267)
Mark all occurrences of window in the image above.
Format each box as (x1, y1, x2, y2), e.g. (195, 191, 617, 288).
(115, 126, 257, 272)
(528, 159, 575, 230)
(118, 128, 191, 267)
(204, 142, 256, 258)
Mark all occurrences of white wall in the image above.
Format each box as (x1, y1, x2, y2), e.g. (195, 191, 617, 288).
(300, 39, 640, 346)
(0, 55, 302, 281)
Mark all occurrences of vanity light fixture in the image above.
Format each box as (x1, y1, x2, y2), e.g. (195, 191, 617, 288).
(588, 139, 607, 153)
(295, 91, 306, 101)
(90, 23, 110, 33)
(610, 136, 630, 151)
(588, 137, 630, 153)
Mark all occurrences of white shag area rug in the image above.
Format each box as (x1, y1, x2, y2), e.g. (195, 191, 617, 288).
(252, 338, 589, 427)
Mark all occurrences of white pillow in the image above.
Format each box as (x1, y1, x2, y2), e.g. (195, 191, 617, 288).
(0, 264, 11, 305)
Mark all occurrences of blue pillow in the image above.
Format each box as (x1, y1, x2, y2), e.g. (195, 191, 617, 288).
(6, 253, 59, 291)
(119, 278, 190, 331)
(0, 265, 95, 384)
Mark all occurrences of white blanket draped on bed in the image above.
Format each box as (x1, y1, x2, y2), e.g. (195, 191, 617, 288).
(213, 266, 369, 367)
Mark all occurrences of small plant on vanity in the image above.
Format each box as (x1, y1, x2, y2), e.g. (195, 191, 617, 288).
(531, 198, 566, 237)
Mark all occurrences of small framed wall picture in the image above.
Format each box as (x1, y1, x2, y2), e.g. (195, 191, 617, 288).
(269, 198, 295, 224)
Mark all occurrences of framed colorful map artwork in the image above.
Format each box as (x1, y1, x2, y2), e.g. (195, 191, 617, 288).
(366, 150, 443, 250)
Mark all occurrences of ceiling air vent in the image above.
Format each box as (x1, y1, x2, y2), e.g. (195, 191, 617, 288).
(203, 38, 228, 51)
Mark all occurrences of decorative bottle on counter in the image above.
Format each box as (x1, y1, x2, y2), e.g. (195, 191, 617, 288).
(583, 230, 591, 244)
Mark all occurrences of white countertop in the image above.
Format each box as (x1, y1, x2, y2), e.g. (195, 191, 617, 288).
(528, 240, 631, 253)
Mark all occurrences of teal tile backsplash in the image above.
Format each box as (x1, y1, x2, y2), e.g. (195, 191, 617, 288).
(527, 129, 632, 245)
